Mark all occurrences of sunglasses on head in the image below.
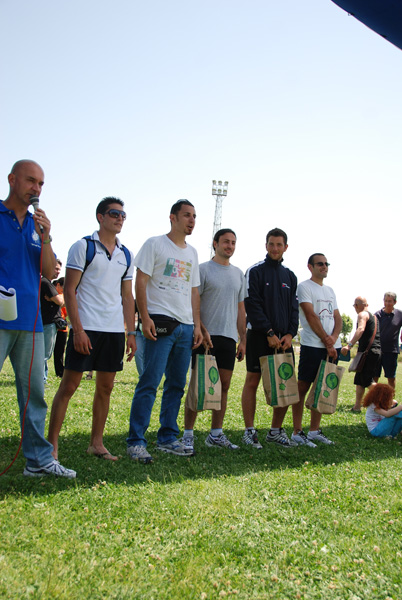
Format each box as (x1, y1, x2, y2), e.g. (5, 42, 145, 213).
(104, 209, 126, 220)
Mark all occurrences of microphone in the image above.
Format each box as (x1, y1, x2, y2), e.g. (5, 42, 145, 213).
(30, 195, 43, 232)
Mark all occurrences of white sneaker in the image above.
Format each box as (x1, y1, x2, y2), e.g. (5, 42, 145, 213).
(291, 430, 317, 448)
(127, 445, 153, 463)
(157, 440, 192, 456)
(23, 460, 76, 479)
(205, 433, 239, 449)
(242, 428, 263, 449)
(266, 428, 297, 447)
(181, 435, 195, 454)
(307, 429, 334, 445)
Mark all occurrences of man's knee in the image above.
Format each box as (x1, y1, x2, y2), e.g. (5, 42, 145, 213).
(57, 370, 82, 397)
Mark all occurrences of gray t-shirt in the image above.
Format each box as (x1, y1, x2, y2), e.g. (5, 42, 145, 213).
(199, 260, 246, 342)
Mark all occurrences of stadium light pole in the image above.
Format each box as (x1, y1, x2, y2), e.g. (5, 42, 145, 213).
(210, 180, 228, 258)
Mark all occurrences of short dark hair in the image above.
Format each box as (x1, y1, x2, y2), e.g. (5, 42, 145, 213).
(308, 253, 326, 266)
(56, 258, 62, 266)
(266, 228, 287, 245)
(54, 277, 65, 287)
(213, 228, 236, 246)
(96, 197, 124, 223)
(170, 199, 194, 216)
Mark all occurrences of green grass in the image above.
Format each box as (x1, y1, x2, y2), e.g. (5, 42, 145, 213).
(1, 358, 402, 599)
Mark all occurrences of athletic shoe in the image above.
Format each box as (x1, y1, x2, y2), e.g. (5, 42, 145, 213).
(205, 433, 239, 449)
(266, 428, 297, 447)
(23, 460, 76, 479)
(307, 429, 334, 445)
(291, 430, 317, 448)
(181, 435, 195, 454)
(156, 440, 192, 456)
(242, 428, 263, 449)
(127, 445, 153, 463)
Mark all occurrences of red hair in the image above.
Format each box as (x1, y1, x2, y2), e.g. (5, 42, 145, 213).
(363, 384, 394, 410)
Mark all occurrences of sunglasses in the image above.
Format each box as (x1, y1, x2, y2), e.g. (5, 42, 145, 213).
(314, 262, 330, 267)
(104, 209, 126, 220)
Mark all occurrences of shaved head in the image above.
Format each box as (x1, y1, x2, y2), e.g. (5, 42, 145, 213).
(354, 296, 367, 307)
(10, 159, 42, 176)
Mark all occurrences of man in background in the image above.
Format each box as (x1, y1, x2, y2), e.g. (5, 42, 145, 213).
(41, 258, 63, 382)
(374, 292, 402, 390)
(341, 297, 381, 413)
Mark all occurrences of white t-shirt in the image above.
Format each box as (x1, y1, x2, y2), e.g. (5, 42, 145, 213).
(66, 231, 134, 332)
(365, 403, 384, 432)
(297, 279, 341, 348)
(134, 234, 200, 325)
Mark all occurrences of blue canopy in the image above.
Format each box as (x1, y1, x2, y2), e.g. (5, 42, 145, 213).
(332, 0, 402, 50)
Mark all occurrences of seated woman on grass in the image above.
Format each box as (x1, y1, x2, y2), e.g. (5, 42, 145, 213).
(363, 383, 402, 438)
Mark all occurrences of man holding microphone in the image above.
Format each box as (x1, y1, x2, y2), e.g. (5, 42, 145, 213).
(0, 160, 75, 478)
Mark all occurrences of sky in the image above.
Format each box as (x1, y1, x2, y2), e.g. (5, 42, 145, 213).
(1, 0, 401, 323)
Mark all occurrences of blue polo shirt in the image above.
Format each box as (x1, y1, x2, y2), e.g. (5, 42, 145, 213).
(0, 201, 43, 332)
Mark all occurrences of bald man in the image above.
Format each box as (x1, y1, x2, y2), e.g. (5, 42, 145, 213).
(341, 296, 381, 413)
(0, 160, 75, 478)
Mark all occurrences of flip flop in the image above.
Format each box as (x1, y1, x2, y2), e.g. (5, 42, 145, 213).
(86, 446, 118, 461)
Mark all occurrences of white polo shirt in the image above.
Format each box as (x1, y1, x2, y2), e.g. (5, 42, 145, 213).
(66, 231, 134, 332)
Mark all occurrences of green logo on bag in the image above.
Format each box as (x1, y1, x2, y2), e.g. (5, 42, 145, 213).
(325, 373, 339, 390)
(277, 362, 294, 390)
(323, 373, 339, 398)
(208, 366, 219, 395)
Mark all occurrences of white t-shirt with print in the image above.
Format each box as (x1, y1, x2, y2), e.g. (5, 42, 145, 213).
(297, 279, 341, 348)
(134, 234, 200, 325)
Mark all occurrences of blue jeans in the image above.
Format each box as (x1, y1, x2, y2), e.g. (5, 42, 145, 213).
(371, 412, 402, 438)
(134, 330, 146, 378)
(127, 323, 193, 447)
(0, 330, 54, 467)
(43, 322, 57, 382)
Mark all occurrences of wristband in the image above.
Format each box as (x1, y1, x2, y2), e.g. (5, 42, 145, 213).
(73, 330, 85, 336)
(43, 235, 52, 244)
(127, 331, 136, 336)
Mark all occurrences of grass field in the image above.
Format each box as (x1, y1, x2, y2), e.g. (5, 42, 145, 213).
(1, 356, 402, 600)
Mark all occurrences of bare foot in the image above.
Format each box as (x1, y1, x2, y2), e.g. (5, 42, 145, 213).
(86, 445, 118, 461)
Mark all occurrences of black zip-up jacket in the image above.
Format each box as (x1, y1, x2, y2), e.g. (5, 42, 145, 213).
(245, 254, 299, 338)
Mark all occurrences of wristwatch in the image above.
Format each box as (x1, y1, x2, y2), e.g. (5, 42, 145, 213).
(267, 329, 275, 338)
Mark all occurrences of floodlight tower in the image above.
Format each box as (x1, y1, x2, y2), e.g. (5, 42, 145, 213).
(210, 180, 229, 258)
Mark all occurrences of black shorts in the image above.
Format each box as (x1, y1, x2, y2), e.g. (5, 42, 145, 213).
(374, 352, 398, 379)
(192, 335, 237, 371)
(354, 351, 381, 388)
(65, 330, 125, 373)
(245, 329, 294, 373)
(298, 346, 340, 383)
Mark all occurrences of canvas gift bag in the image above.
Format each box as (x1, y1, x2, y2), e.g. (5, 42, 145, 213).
(305, 357, 345, 414)
(259, 351, 299, 408)
(185, 351, 222, 411)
